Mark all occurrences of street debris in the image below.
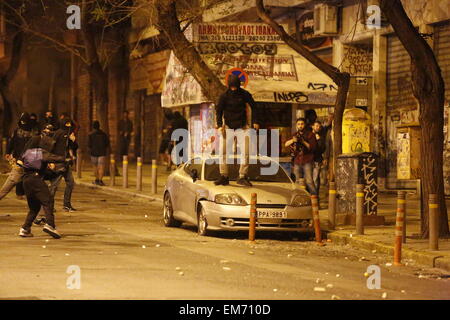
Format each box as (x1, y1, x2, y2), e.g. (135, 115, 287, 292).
(331, 295, 341, 300)
(144, 215, 148, 218)
(45, 239, 49, 243)
(287, 254, 293, 258)
(155, 244, 161, 247)
(40, 255, 51, 257)
(327, 239, 332, 242)
(222, 267, 231, 271)
(349, 234, 353, 238)
(175, 267, 182, 271)
(248, 251, 255, 255)
(178, 272, 184, 276)
(314, 287, 326, 292)
(359, 257, 368, 261)
(220, 260, 229, 264)
(336, 274, 341, 278)
(326, 284, 334, 289)
(385, 263, 393, 267)
(315, 278, 323, 284)
(42, 245, 46, 249)
(142, 245, 146, 249)
(382, 292, 388, 299)
(65, 253, 70, 256)
(372, 250, 377, 253)
(344, 257, 348, 260)
(401, 290, 406, 294)
(273, 288, 278, 292)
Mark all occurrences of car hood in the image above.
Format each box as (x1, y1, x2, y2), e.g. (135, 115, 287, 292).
(207, 181, 309, 205)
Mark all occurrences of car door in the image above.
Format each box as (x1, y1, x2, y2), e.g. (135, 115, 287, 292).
(174, 158, 202, 224)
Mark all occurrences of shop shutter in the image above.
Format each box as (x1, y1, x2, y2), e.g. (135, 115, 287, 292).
(386, 35, 415, 111)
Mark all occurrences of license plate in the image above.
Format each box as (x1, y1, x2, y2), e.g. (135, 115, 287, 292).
(256, 210, 287, 219)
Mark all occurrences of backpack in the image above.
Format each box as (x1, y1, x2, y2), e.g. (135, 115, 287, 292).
(21, 148, 44, 170)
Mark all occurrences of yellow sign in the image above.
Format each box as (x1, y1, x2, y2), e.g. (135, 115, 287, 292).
(342, 108, 371, 153)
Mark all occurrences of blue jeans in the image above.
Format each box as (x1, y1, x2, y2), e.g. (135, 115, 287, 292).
(293, 162, 317, 195)
(313, 161, 322, 197)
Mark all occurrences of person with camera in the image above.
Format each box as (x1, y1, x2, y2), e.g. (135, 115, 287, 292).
(285, 117, 318, 195)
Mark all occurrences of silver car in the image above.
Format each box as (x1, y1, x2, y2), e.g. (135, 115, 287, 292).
(163, 156, 313, 236)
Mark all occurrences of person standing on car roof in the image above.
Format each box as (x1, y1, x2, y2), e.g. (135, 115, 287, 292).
(215, 74, 257, 187)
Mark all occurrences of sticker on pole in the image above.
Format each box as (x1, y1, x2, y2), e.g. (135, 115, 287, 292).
(225, 68, 249, 88)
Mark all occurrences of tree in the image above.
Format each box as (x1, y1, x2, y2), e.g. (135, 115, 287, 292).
(255, 0, 350, 181)
(379, 0, 449, 237)
(152, 0, 227, 102)
(0, 29, 24, 137)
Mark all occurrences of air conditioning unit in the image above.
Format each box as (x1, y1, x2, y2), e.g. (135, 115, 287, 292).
(314, 3, 338, 36)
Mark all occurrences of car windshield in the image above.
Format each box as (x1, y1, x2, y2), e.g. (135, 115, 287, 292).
(204, 160, 291, 183)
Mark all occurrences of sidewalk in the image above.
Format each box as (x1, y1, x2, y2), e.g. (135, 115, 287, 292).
(73, 162, 450, 271)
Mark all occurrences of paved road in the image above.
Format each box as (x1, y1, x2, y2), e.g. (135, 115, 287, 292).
(0, 181, 449, 300)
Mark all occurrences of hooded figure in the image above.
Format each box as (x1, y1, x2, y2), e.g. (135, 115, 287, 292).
(227, 74, 241, 88)
(5, 113, 33, 159)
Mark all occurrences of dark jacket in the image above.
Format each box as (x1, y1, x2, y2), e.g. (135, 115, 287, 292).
(216, 88, 256, 129)
(6, 128, 33, 159)
(21, 136, 65, 175)
(88, 129, 110, 157)
(119, 119, 133, 138)
(313, 125, 331, 163)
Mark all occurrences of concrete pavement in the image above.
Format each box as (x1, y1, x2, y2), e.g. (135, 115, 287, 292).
(72, 161, 450, 272)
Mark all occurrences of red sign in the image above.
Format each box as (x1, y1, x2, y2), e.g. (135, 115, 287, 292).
(225, 68, 249, 88)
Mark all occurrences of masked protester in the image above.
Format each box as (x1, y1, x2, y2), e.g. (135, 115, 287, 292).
(29, 113, 40, 135)
(41, 111, 58, 131)
(215, 74, 257, 187)
(18, 135, 66, 239)
(0, 113, 33, 201)
(48, 117, 78, 212)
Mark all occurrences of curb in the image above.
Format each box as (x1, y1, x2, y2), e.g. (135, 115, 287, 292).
(327, 231, 450, 272)
(75, 180, 164, 204)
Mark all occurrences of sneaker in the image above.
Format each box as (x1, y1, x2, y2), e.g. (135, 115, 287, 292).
(237, 176, 253, 187)
(98, 180, 105, 186)
(92, 179, 100, 185)
(33, 217, 47, 226)
(63, 206, 77, 212)
(43, 224, 61, 239)
(214, 175, 229, 186)
(19, 228, 33, 237)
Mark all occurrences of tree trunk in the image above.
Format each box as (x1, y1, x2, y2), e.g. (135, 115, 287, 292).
(0, 30, 24, 137)
(153, 0, 227, 102)
(380, 0, 449, 237)
(255, 0, 350, 177)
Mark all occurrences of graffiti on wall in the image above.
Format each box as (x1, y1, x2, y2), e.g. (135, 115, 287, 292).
(342, 45, 373, 76)
(361, 154, 378, 216)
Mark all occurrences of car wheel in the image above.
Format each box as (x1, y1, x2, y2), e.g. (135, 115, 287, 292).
(163, 192, 182, 227)
(197, 205, 209, 236)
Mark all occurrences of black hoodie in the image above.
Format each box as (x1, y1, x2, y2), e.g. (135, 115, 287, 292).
(6, 113, 33, 159)
(216, 74, 257, 129)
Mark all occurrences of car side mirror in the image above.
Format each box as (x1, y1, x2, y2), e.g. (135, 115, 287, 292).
(190, 169, 198, 182)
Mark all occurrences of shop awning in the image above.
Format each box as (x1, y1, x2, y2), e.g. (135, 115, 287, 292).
(161, 22, 337, 108)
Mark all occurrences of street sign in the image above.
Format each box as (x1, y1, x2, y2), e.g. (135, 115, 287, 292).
(225, 67, 249, 88)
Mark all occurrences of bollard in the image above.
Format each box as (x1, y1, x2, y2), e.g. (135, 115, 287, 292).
(151, 159, 157, 194)
(311, 195, 323, 244)
(400, 191, 407, 244)
(76, 149, 82, 179)
(122, 155, 128, 188)
(328, 182, 336, 230)
(2, 138, 7, 157)
(429, 194, 439, 251)
(137, 157, 143, 191)
(355, 184, 364, 235)
(249, 193, 257, 241)
(110, 154, 116, 187)
(394, 191, 406, 266)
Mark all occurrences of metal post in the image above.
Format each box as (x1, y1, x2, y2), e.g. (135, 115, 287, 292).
(249, 193, 257, 241)
(76, 149, 82, 179)
(122, 155, 128, 188)
(311, 195, 322, 244)
(328, 182, 336, 230)
(2, 138, 7, 157)
(110, 154, 115, 187)
(151, 159, 157, 194)
(394, 191, 406, 266)
(356, 184, 364, 235)
(429, 194, 439, 251)
(137, 157, 143, 191)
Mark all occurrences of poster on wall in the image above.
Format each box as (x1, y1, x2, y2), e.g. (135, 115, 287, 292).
(397, 132, 411, 180)
(161, 23, 337, 107)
